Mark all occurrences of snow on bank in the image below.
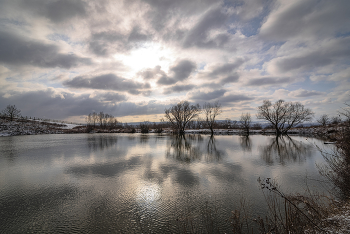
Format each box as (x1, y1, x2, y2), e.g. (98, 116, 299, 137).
(0, 118, 83, 136)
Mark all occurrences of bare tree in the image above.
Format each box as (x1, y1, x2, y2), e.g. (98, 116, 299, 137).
(239, 113, 251, 135)
(164, 101, 201, 134)
(257, 100, 314, 135)
(203, 101, 222, 135)
(317, 114, 330, 127)
(2, 105, 21, 121)
(331, 116, 342, 125)
(339, 102, 350, 124)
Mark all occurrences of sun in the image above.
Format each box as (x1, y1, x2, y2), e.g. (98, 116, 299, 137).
(116, 43, 173, 75)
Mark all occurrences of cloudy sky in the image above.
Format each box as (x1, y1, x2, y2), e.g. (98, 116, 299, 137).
(0, 0, 349, 123)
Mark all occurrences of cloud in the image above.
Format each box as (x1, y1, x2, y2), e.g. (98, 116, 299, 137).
(246, 77, 294, 86)
(0, 30, 92, 68)
(157, 59, 196, 85)
(63, 74, 150, 94)
(138, 66, 164, 80)
(289, 89, 324, 98)
(198, 59, 243, 84)
(219, 94, 254, 104)
(88, 26, 152, 56)
(93, 92, 127, 102)
(268, 37, 350, 73)
(260, 0, 350, 40)
(0, 89, 168, 119)
(163, 84, 196, 94)
(189, 89, 226, 101)
(220, 74, 240, 84)
(183, 7, 230, 49)
(208, 59, 244, 77)
(20, 0, 88, 23)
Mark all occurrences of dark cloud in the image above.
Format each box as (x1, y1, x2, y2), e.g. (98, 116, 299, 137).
(0, 89, 105, 119)
(94, 92, 127, 102)
(0, 89, 168, 119)
(157, 59, 196, 85)
(209, 59, 244, 77)
(198, 59, 243, 84)
(138, 66, 164, 80)
(246, 77, 293, 86)
(260, 0, 350, 40)
(220, 74, 240, 84)
(0, 30, 92, 68)
(219, 94, 254, 104)
(183, 7, 230, 48)
(291, 89, 324, 98)
(274, 37, 350, 72)
(189, 89, 226, 101)
(63, 74, 150, 94)
(127, 26, 150, 42)
(138, 0, 217, 31)
(88, 31, 126, 56)
(88, 26, 152, 56)
(163, 84, 195, 94)
(21, 0, 87, 23)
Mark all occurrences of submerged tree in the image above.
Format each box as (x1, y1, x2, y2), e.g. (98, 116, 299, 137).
(203, 101, 222, 135)
(239, 113, 251, 135)
(256, 100, 314, 135)
(1, 105, 21, 121)
(164, 101, 201, 134)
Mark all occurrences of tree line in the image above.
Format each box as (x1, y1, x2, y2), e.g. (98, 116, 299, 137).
(163, 99, 316, 135)
(2, 99, 348, 135)
(85, 112, 122, 129)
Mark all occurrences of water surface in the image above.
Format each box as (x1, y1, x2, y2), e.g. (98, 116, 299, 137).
(0, 134, 331, 233)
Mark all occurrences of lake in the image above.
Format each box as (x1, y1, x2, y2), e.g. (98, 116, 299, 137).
(0, 134, 332, 233)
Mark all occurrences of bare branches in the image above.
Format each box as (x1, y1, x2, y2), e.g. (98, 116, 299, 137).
(257, 100, 314, 135)
(1, 105, 21, 121)
(164, 101, 201, 134)
(203, 101, 222, 135)
(239, 113, 251, 135)
(317, 114, 330, 127)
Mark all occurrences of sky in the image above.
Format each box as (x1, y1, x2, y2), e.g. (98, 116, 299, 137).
(0, 0, 349, 123)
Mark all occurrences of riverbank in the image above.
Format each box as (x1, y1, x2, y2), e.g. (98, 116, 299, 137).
(0, 117, 344, 140)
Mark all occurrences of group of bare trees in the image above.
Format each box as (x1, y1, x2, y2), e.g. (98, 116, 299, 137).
(164, 99, 315, 135)
(86, 112, 121, 129)
(164, 101, 223, 135)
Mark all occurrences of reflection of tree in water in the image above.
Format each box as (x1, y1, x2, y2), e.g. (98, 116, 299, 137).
(140, 134, 149, 144)
(166, 135, 202, 163)
(260, 136, 313, 165)
(239, 136, 252, 152)
(87, 135, 118, 151)
(2, 137, 18, 162)
(205, 136, 225, 162)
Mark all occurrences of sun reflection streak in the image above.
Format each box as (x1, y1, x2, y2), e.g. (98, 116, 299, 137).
(135, 182, 161, 210)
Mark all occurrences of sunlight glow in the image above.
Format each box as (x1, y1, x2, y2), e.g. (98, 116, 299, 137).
(115, 43, 173, 74)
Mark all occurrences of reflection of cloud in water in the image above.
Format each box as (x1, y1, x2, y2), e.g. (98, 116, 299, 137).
(173, 168, 199, 187)
(66, 156, 141, 177)
(260, 136, 313, 165)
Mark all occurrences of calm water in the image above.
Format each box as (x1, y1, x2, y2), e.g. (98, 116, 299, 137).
(0, 134, 331, 233)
